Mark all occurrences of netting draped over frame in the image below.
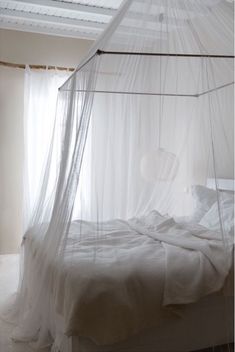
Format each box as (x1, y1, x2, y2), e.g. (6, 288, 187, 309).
(9, 0, 234, 350)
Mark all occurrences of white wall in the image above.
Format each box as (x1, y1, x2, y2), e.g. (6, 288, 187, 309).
(0, 29, 93, 254)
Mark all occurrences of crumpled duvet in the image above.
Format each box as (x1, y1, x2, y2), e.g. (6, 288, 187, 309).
(129, 211, 233, 305)
(27, 210, 233, 345)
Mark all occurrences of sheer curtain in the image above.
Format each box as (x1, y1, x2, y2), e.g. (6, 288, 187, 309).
(23, 67, 70, 231)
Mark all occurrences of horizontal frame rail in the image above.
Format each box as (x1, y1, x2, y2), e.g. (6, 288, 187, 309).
(60, 82, 234, 97)
(97, 49, 235, 59)
(61, 89, 197, 97)
(197, 82, 234, 97)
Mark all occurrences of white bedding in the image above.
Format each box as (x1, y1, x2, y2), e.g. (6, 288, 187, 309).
(26, 210, 233, 346)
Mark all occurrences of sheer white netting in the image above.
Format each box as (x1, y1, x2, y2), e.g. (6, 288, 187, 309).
(6, 0, 234, 351)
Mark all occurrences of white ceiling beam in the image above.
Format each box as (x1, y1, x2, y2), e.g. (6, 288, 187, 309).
(0, 8, 177, 36)
(116, 28, 167, 41)
(134, 0, 213, 14)
(0, 8, 106, 31)
(119, 24, 170, 36)
(0, 19, 98, 40)
(127, 11, 187, 26)
(3, 0, 116, 17)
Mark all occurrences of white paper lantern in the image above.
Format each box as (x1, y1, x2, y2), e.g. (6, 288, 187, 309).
(140, 148, 179, 182)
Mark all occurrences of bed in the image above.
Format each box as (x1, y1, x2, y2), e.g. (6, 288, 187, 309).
(23, 183, 234, 352)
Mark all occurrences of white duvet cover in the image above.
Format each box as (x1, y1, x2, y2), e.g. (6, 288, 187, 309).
(26, 211, 233, 345)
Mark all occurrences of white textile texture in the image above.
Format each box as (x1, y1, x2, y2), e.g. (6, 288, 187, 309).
(23, 67, 70, 231)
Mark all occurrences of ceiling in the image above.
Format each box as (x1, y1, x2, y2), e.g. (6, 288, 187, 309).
(0, 0, 230, 42)
(0, 0, 124, 40)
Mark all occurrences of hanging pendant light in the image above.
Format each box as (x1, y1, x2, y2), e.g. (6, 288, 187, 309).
(140, 148, 179, 182)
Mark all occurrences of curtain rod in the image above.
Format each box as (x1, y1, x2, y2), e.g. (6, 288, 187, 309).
(0, 60, 75, 72)
(97, 49, 235, 59)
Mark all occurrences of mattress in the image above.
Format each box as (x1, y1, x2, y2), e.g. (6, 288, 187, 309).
(25, 210, 234, 350)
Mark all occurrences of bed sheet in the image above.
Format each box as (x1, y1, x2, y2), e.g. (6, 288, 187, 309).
(25, 211, 234, 346)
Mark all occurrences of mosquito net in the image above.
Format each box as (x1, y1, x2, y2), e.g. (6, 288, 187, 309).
(8, 0, 234, 351)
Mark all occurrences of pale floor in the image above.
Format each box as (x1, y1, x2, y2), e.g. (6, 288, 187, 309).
(0, 254, 33, 352)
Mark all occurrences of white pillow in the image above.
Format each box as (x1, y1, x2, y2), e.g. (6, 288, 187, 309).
(199, 196, 234, 237)
(191, 185, 217, 222)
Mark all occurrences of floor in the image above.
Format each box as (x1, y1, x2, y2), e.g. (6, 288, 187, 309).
(0, 255, 233, 352)
(0, 254, 33, 352)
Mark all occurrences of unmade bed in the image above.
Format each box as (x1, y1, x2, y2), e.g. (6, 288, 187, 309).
(24, 206, 234, 352)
